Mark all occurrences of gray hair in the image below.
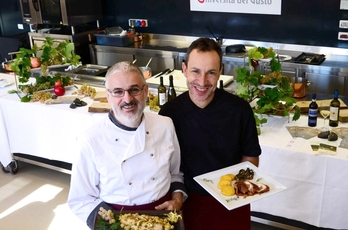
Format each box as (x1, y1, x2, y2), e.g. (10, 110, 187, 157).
(105, 61, 145, 88)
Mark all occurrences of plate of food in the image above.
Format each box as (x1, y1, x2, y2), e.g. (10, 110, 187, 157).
(39, 84, 75, 93)
(193, 161, 287, 210)
(93, 209, 184, 230)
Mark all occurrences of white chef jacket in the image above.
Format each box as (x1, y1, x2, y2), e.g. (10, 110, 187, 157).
(67, 112, 183, 222)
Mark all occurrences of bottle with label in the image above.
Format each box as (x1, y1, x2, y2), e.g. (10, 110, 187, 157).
(158, 76, 166, 107)
(329, 90, 340, 127)
(167, 75, 176, 102)
(308, 93, 318, 127)
(219, 80, 224, 90)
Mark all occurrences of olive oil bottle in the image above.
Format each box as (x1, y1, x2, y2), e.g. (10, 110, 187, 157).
(329, 90, 340, 127)
(158, 76, 166, 107)
(167, 75, 176, 102)
(219, 80, 224, 90)
(308, 93, 318, 127)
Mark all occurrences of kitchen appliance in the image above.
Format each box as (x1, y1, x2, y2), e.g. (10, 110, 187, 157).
(225, 44, 246, 53)
(19, 0, 102, 26)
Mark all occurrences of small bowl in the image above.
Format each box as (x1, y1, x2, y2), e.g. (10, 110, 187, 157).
(139, 66, 152, 79)
(3, 61, 14, 72)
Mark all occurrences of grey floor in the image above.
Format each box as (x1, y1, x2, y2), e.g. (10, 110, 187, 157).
(0, 161, 284, 230)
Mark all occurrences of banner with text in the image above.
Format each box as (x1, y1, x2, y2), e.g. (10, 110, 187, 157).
(190, 0, 282, 15)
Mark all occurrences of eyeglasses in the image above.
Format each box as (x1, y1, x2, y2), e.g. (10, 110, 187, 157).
(107, 85, 146, 97)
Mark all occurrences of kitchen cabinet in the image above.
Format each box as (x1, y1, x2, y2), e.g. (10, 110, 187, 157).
(299, 66, 348, 96)
(89, 44, 179, 74)
(221, 57, 245, 76)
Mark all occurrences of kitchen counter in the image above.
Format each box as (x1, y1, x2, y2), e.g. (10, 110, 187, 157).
(121, 33, 348, 70)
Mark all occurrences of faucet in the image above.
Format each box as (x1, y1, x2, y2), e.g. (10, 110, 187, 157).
(207, 27, 223, 45)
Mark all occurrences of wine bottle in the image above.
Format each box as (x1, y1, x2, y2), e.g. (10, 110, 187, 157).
(329, 90, 340, 127)
(219, 80, 224, 90)
(167, 75, 176, 102)
(158, 76, 166, 107)
(308, 93, 318, 127)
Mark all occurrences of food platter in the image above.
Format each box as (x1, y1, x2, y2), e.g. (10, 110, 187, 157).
(193, 162, 287, 210)
(93, 210, 184, 230)
(39, 85, 75, 93)
(293, 52, 326, 65)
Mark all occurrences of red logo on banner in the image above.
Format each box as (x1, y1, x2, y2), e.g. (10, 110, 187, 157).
(198, 0, 204, 3)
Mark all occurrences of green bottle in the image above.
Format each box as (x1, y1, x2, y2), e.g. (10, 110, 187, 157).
(158, 76, 166, 107)
(329, 90, 340, 127)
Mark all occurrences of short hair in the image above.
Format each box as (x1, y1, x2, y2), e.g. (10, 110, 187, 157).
(185, 37, 223, 70)
(105, 61, 145, 88)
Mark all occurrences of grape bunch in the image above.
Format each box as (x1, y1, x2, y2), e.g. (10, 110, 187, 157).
(98, 207, 116, 224)
(73, 83, 97, 98)
(30, 91, 52, 103)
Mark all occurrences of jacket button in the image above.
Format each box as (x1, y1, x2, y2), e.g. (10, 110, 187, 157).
(152, 177, 155, 180)
(129, 182, 132, 185)
(115, 138, 118, 141)
(146, 131, 149, 134)
(150, 153, 154, 157)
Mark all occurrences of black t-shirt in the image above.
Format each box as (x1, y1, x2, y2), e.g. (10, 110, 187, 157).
(159, 89, 261, 195)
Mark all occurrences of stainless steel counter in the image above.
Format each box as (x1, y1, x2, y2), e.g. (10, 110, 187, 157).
(90, 34, 348, 97)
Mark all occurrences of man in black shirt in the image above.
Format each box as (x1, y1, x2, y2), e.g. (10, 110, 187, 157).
(159, 37, 261, 229)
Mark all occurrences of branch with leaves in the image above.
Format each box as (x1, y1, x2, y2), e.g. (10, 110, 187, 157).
(10, 37, 81, 82)
(235, 47, 301, 134)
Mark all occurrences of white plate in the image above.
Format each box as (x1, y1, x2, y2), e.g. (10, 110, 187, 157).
(39, 85, 75, 92)
(259, 57, 272, 62)
(0, 80, 14, 88)
(277, 55, 292, 62)
(258, 84, 277, 90)
(31, 64, 71, 72)
(193, 162, 287, 210)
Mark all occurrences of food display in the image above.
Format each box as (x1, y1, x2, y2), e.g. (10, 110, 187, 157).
(217, 167, 270, 198)
(194, 162, 287, 210)
(95, 208, 183, 230)
(72, 83, 97, 99)
(30, 91, 52, 103)
(218, 173, 235, 196)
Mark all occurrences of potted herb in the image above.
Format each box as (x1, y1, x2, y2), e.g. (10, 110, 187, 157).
(235, 47, 301, 134)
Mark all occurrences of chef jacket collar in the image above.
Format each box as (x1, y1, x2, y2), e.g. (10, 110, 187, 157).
(108, 110, 143, 131)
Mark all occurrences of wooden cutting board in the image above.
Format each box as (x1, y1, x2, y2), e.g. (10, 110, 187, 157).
(296, 99, 347, 113)
(339, 109, 348, 122)
(88, 102, 110, 113)
(93, 91, 107, 101)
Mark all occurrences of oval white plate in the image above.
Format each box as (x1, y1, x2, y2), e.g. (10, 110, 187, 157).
(278, 55, 292, 62)
(0, 80, 14, 88)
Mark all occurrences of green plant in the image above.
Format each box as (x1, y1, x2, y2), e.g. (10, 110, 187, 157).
(235, 47, 301, 134)
(10, 37, 80, 83)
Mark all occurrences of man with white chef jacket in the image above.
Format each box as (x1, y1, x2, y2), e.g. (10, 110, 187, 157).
(68, 61, 187, 229)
